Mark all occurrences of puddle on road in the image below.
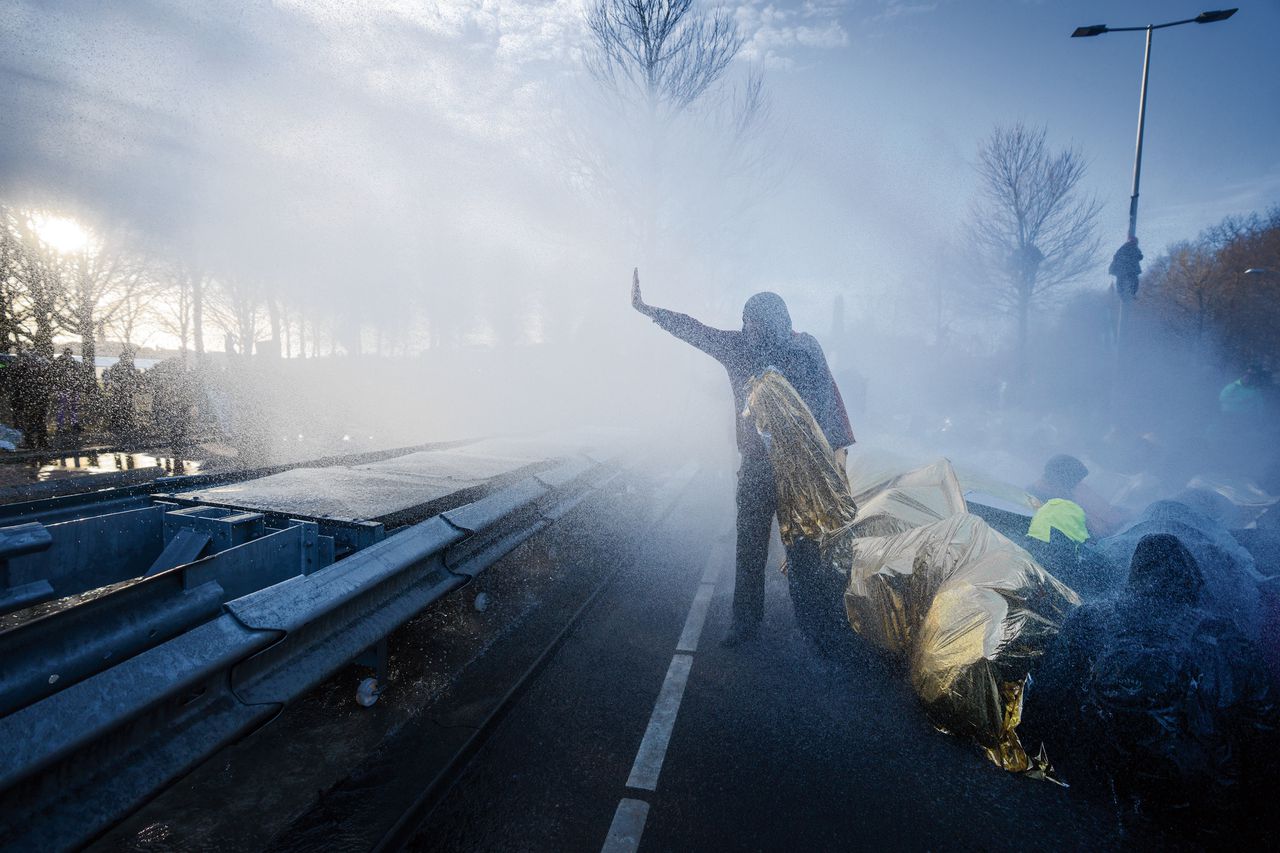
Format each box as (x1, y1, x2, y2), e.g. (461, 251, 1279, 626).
(36, 453, 203, 480)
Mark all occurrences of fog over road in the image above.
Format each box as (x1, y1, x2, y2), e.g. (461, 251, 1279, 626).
(408, 465, 1133, 852)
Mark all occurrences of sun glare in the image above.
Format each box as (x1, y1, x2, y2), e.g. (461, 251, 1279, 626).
(31, 213, 94, 255)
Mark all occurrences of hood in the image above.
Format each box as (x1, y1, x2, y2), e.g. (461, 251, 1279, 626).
(1125, 532, 1203, 606)
(742, 291, 792, 347)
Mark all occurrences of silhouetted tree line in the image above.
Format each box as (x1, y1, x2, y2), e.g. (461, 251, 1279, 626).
(1137, 206, 1280, 370)
(0, 202, 389, 452)
(0, 202, 370, 366)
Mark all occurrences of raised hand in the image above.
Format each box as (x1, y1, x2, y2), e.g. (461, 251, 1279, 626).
(631, 267, 646, 312)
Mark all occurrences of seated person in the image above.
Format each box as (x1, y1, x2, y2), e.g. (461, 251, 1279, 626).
(1099, 499, 1263, 641)
(1022, 498, 1116, 598)
(1028, 454, 1127, 538)
(1027, 534, 1277, 831)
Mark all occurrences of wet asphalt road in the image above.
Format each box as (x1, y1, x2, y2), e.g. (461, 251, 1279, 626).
(404, 466, 1154, 852)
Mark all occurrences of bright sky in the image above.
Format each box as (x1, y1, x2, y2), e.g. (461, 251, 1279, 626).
(0, 1, 1275, 345)
(757, 0, 1279, 274)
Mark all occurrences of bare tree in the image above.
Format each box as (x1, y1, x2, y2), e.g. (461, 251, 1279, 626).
(2, 207, 65, 356)
(965, 123, 1102, 376)
(151, 262, 201, 358)
(1143, 241, 1218, 349)
(57, 230, 148, 366)
(583, 0, 773, 281)
(191, 268, 206, 359)
(1140, 207, 1280, 368)
(0, 207, 31, 353)
(264, 298, 282, 358)
(101, 264, 156, 350)
(294, 309, 307, 359)
(205, 274, 265, 356)
(586, 0, 743, 117)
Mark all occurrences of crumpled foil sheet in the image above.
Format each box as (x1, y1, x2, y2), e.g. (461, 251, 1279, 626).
(746, 369, 1080, 777)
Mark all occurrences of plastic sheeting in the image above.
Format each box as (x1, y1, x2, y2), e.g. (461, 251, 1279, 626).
(1099, 499, 1264, 641)
(843, 513, 1079, 774)
(1184, 475, 1279, 528)
(843, 445, 1040, 517)
(746, 370, 856, 547)
(1029, 534, 1280, 822)
(848, 458, 967, 538)
(746, 370, 1080, 776)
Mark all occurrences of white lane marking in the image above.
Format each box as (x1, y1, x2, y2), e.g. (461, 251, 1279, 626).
(600, 523, 728, 849)
(600, 798, 650, 853)
(625, 652, 693, 791)
(699, 541, 724, 587)
(676, 582, 716, 654)
(677, 541, 724, 653)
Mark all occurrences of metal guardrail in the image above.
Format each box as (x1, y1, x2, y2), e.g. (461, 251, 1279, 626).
(0, 506, 166, 615)
(0, 516, 333, 716)
(0, 437, 482, 527)
(0, 453, 619, 852)
(0, 440, 518, 615)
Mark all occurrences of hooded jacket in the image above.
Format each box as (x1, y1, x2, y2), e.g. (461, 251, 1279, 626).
(641, 295, 854, 457)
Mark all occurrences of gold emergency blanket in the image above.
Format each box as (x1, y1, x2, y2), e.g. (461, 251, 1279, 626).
(745, 370, 1080, 775)
(745, 367, 857, 546)
(848, 457, 967, 538)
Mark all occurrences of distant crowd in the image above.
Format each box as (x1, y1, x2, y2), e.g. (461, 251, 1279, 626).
(0, 346, 202, 454)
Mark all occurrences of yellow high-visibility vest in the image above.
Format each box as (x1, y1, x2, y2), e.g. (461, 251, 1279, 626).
(1027, 498, 1090, 544)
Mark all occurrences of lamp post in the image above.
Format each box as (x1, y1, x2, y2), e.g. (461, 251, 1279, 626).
(1073, 9, 1236, 420)
(1072, 9, 1237, 243)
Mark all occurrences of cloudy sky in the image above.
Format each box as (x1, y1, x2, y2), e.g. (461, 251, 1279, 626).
(0, 0, 1276, 343)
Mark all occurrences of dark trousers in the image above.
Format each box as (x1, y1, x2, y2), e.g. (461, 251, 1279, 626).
(733, 454, 822, 628)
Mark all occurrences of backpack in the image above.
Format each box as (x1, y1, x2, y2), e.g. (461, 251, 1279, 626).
(1082, 609, 1219, 808)
(1084, 605, 1280, 821)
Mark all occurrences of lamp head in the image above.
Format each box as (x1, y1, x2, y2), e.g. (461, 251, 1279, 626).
(1194, 9, 1237, 24)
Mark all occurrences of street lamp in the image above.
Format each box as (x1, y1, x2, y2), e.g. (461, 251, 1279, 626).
(1075, 9, 1237, 419)
(1072, 8, 1237, 242)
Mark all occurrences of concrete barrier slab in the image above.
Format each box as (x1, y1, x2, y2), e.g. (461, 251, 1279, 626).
(175, 449, 556, 524)
(357, 451, 536, 482)
(176, 468, 442, 521)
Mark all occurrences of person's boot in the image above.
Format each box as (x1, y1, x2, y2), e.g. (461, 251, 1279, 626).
(720, 621, 759, 648)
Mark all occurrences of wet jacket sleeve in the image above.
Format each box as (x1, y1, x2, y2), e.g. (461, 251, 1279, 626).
(794, 334, 855, 449)
(641, 305, 736, 364)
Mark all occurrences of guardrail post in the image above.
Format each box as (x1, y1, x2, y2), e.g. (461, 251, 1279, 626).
(0, 522, 54, 614)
